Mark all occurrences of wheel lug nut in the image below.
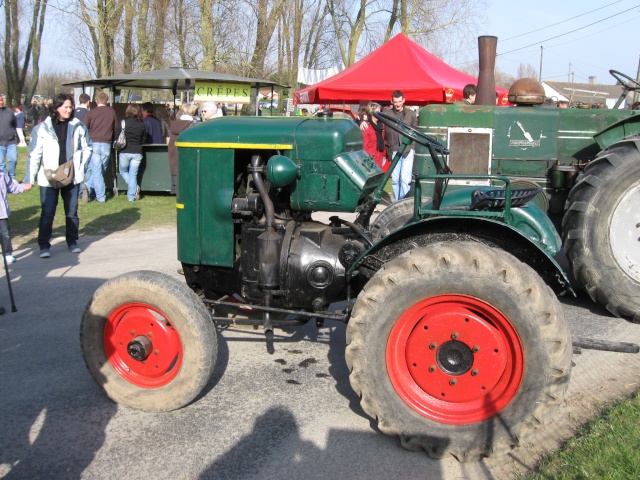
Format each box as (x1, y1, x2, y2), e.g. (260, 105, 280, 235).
(130, 330, 135, 335)
(449, 379, 457, 386)
(471, 369, 478, 376)
(472, 345, 480, 353)
(429, 342, 437, 350)
(451, 332, 458, 339)
(429, 365, 436, 372)
(154, 350, 159, 355)
(148, 332, 153, 337)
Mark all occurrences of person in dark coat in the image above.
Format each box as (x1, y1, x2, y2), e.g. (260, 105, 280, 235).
(141, 102, 163, 144)
(167, 103, 196, 195)
(384, 90, 418, 201)
(115, 104, 147, 201)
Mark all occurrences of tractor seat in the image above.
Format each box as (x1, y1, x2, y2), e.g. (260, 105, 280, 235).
(470, 187, 542, 210)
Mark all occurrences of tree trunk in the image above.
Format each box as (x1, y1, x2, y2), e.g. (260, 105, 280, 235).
(123, 0, 135, 73)
(248, 0, 284, 78)
(3, 0, 48, 107)
(199, 0, 215, 70)
(137, 0, 151, 71)
(151, 0, 170, 69)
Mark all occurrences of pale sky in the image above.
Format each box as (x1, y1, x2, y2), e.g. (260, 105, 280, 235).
(483, 0, 639, 85)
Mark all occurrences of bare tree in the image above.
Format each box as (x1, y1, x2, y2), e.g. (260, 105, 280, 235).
(2, 0, 48, 106)
(327, 0, 383, 67)
(122, 0, 135, 73)
(69, 0, 125, 77)
(199, 0, 215, 70)
(136, 0, 170, 71)
(517, 63, 538, 80)
(245, 0, 286, 78)
(277, 0, 329, 86)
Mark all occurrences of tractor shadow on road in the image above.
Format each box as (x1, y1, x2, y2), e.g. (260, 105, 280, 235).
(197, 406, 445, 479)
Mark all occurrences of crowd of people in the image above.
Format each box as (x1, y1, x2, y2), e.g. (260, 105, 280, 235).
(0, 92, 230, 263)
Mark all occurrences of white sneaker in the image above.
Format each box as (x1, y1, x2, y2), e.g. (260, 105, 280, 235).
(5, 255, 16, 264)
(40, 249, 50, 258)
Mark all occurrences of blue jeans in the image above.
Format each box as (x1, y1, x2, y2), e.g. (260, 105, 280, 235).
(38, 184, 79, 249)
(119, 152, 142, 201)
(85, 142, 111, 202)
(0, 144, 18, 180)
(391, 149, 414, 201)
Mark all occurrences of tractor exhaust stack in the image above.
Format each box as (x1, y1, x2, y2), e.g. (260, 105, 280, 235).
(476, 36, 498, 105)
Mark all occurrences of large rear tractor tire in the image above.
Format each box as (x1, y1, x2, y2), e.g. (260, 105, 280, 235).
(563, 141, 640, 321)
(346, 242, 572, 461)
(80, 271, 217, 412)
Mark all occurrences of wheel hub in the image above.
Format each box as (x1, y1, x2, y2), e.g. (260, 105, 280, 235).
(436, 340, 474, 375)
(127, 335, 153, 361)
(104, 302, 183, 388)
(610, 183, 640, 283)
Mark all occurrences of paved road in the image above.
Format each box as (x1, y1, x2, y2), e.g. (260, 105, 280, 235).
(1, 225, 639, 479)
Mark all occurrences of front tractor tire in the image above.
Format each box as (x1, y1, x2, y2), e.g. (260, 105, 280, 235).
(346, 242, 572, 461)
(80, 271, 217, 412)
(563, 141, 640, 321)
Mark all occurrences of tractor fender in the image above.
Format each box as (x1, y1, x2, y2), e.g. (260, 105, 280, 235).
(593, 114, 640, 151)
(353, 215, 574, 296)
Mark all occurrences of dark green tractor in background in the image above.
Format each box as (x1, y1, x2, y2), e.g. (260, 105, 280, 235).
(416, 69, 640, 321)
(79, 73, 638, 462)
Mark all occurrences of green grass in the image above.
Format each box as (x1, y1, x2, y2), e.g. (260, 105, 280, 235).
(521, 392, 640, 479)
(9, 146, 176, 247)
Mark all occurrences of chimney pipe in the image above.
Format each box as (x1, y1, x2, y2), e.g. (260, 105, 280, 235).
(589, 76, 596, 85)
(476, 36, 498, 105)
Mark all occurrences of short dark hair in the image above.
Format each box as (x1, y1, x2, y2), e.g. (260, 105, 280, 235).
(391, 90, 404, 99)
(141, 102, 154, 114)
(79, 93, 90, 104)
(463, 84, 477, 99)
(50, 93, 75, 122)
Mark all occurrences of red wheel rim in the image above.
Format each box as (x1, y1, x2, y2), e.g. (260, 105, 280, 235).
(386, 294, 523, 424)
(104, 302, 183, 388)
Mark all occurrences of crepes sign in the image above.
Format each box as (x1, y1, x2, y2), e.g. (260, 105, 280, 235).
(194, 82, 251, 104)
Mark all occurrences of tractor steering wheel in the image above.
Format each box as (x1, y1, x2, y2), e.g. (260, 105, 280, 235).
(373, 111, 449, 154)
(610, 70, 640, 91)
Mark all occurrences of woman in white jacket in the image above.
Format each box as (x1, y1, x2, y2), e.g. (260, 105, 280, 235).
(29, 94, 91, 258)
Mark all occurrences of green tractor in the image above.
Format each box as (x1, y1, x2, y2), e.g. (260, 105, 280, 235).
(80, 103, 636, 461)
(417, 70, 640, 321)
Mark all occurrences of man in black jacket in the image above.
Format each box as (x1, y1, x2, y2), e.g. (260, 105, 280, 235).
(0, 95, 18, 180)
(141, 102, 163, 144)
(384, 90, 417, 201)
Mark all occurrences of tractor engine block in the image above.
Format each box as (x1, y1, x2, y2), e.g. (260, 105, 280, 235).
(240, 220, 353, 311)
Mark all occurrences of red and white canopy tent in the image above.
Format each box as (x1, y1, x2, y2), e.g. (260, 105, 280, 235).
(295, 34, 509, 106)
